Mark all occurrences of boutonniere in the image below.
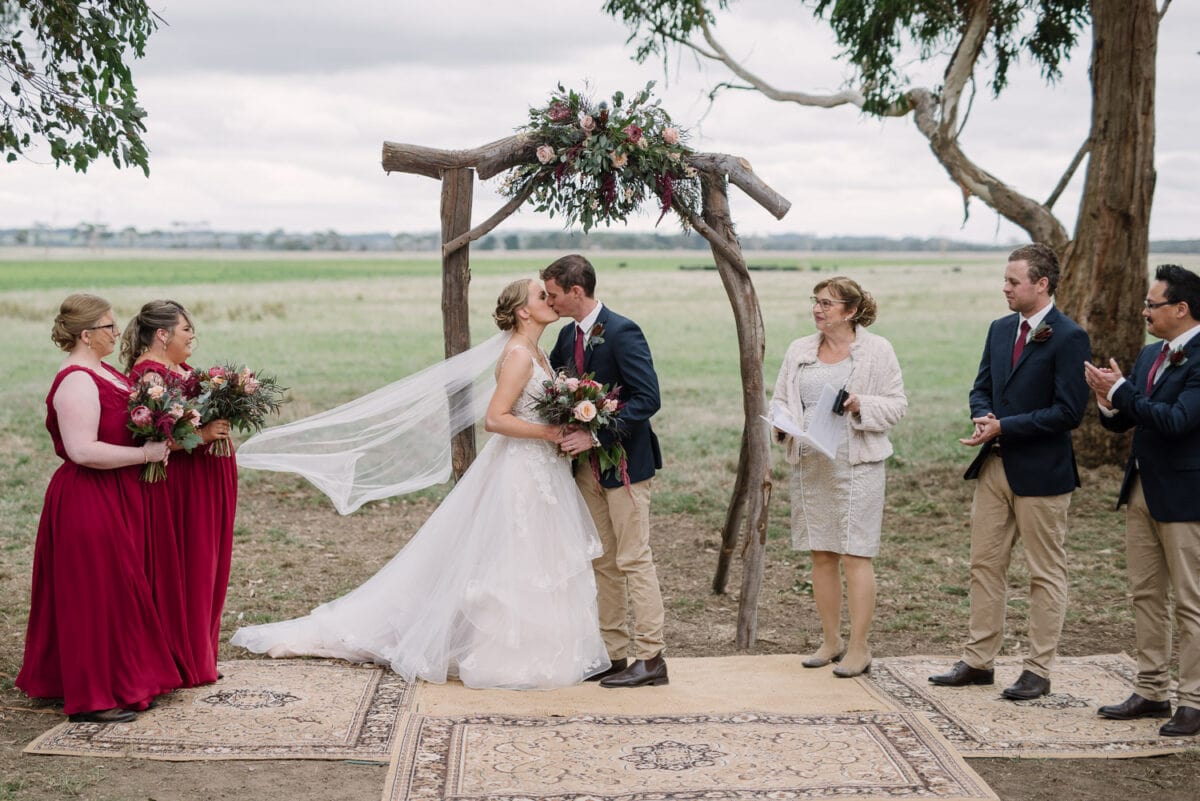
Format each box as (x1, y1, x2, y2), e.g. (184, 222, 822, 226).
(1030, 322, 1053, 343)
(586, 323, 606, 350)
(1169, 346, 1188, 367)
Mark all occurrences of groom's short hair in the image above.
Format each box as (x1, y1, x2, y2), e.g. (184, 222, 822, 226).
(541, 254, 596, 297)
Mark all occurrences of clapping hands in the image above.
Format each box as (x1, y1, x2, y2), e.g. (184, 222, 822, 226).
(1084, 359, 1123, 409)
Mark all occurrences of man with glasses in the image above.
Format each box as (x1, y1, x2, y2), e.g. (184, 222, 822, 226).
(1085, 264, 1200, 737)
(929, 243, 1090, 701)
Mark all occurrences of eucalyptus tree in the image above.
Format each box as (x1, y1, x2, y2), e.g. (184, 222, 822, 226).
(1, 1, 160, 174)
(604, 0, 1170, 464)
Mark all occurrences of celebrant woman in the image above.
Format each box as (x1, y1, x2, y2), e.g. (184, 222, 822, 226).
(231, 279, 610, 689)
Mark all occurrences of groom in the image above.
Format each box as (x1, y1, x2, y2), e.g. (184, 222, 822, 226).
(542, 254, 668, 688)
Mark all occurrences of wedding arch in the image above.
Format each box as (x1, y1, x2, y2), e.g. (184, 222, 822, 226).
(380, 84, 791, 648)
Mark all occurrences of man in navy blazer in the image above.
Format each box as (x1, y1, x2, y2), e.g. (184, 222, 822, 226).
(930, 244, 1090, 700)
(541, 255, 667, 689)
(1085, 264, 1200, 737)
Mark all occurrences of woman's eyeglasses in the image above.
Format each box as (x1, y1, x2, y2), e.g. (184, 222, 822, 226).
(810, 296, 847, 310)
(85, 323, 120, 334)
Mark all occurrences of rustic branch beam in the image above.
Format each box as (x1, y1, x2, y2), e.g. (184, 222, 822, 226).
(687, 153, 791, 220)
(442, 181, 536, 257)
(382, 135, 536, 181)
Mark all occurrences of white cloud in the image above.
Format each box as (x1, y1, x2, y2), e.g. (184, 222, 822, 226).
(3, 0, 1196, 241)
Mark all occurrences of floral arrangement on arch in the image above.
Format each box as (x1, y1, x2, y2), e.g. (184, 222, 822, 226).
(502, 82, 701, 232)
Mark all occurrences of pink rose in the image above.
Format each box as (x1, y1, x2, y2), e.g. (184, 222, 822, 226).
(580, 114, 596, 132)
(573, 400, 597, 423)
(536, 144, 556, 165)
(168, 403, 185, 420)
(147, 385, 166, 400)
(622, 124, 643, 143)
(662, 127, 680, 145)
(243, 377, 260, 394)
(565, 377, 581, 392)
(131, 405, 153, 427)
(603, 398, 619, 413)
(611, 152, 629, 169)
(187, 409, 202, 426)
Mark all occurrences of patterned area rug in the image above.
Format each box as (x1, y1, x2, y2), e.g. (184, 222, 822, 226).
(383, 711, 997, 801)
(863, 654, 1197, 758)
(24, 660, 417, 761)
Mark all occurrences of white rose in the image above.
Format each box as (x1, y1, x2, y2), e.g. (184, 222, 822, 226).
(536, 144, 556, 165)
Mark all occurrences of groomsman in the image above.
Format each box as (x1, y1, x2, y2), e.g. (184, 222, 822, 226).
(1085, 264, 1200, 737)
(542, 255, 668, 688)
(930, 244, 1090, 700)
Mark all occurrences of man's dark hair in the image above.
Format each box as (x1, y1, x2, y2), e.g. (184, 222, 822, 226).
(1155, 264, 1200, 321)
(540, 254, 596, 297)
(1008, 243, 1060, 296)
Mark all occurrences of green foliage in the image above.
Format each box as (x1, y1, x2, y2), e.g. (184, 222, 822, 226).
(504, 82, 701, 232)
(0, 1, 160, 173)
(603, 0, 1089, 115)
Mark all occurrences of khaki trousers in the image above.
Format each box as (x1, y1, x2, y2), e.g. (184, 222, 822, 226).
(962, 454, 1071, 678)
(575, 467, 666, 660)
(1126, 478, 1200, 707)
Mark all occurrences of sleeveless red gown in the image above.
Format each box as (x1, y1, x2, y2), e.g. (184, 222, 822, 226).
(129, 360, 237, 686)
(16, 364, 182, 715)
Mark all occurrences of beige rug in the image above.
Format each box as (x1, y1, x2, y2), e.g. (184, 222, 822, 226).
(863, 654, 1198, 758)
(384, 655, 997, 801)
(24, 659, 417, 761)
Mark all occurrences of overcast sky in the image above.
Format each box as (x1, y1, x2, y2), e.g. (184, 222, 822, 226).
(2, 1, 1195, 243)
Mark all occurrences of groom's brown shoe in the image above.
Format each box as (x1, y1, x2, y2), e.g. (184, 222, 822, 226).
(585, 659, 627, 682)
(600, 654, 668, 688)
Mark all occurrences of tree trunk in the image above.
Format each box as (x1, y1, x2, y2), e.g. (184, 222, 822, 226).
(440, 167, 477, 478)
(698, 174, 773, 649)
(1058, 0, 1158, 467)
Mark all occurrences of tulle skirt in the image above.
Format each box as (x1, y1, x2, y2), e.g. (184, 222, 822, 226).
(231, 434, 610, 689)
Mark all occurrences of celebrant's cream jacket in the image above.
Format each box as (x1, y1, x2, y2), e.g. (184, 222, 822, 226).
(771, 328, 907, 466)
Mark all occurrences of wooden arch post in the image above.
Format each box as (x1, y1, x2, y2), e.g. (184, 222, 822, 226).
(383, 137, 790, 647)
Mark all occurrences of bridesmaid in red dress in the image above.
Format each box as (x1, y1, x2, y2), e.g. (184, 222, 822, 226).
(16, 294, 180, 723)
(122, 300, 235, 686)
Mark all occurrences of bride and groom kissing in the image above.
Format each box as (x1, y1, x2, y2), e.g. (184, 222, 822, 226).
(232, 254, 669, 691)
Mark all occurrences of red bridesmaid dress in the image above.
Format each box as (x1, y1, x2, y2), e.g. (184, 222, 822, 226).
(16, 364, 182, 715)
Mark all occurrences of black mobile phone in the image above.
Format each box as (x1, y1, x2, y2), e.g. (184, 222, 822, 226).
(832, 388, 850, 415)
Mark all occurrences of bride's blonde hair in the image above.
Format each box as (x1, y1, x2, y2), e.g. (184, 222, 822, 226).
(493, 280, 532, 331)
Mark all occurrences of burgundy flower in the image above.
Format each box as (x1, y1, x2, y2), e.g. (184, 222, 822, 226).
(655, 172, 675, 224)
(622, 124, 643, 144)
(547, 102, 571, 122)
(601, 172, 617, 207)
(1169, 347, 1188, 367)
(1030, 323, 1053, 343)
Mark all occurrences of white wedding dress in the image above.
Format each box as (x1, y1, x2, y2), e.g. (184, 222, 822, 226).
(230, 346, 610, 689)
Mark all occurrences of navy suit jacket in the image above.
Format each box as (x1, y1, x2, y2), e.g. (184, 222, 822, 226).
(963, 306, 1091, 496)
(549, 306, 663, 488)
(1100, 335, 1200, 522)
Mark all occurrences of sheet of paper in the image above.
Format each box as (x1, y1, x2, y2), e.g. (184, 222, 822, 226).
(762, 385, 844, 460)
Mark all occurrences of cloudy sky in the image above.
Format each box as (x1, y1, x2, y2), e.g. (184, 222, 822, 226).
(2, 1, 1196, 243)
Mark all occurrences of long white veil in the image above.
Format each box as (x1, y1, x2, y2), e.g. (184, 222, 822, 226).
(236, 333, 508, 515)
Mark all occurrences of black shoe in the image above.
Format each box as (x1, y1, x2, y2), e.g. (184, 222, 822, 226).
(1098, 693, 1171, 720)
(1159, 705, 1200, 737)
(599, 654, 668, 688)
(928, 661, 994, 687)
(585, 659, 628, 682)
(68, 708, 137, 724)
(1001, 670, 1051, 700)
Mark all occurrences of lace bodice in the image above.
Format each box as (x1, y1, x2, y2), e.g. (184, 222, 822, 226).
(501, 345, 553, 424)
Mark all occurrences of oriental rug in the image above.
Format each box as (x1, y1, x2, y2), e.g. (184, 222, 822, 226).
(382, 710, 996, 801)
(24, 659, 416, 761)
(863, 654, 1198, 758)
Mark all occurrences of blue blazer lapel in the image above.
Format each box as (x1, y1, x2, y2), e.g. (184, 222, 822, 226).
(999, 314, 1021, 386)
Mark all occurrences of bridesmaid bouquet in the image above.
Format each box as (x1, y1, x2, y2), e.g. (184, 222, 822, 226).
(193, 363, 288, 456)
(534, 370, 630, 485)
(127, 375, 204, 482)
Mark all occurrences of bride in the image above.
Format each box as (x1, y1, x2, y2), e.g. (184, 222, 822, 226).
(230, 279, 611, 689)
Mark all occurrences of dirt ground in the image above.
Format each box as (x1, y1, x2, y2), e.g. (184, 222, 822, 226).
(2, 466, 1198, 800)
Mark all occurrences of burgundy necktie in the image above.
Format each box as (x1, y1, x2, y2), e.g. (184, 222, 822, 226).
(1012, 320, 1031, 367)
(1146, 342, 1170, 394)
(574, 325, 586, 375)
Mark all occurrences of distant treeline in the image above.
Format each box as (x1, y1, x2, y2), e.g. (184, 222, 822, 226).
(1, 225, 1196, 254)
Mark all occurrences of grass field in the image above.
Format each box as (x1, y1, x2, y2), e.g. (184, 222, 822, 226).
(2, 249, 1198, 800)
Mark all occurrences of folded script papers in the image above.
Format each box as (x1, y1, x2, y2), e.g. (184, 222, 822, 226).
(762, 384, 844, 460)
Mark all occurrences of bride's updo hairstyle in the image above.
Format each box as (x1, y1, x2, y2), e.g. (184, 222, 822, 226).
(120, 299, 192, 372)
(492, 279, 531, 331)
(51, 293, 112, 351)
(814, 276, 878, 328)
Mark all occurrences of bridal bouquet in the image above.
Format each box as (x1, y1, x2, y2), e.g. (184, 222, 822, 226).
(127, 374, 203, 482)
(534, 371, 630, 485)
(193, 363, 288, 456)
